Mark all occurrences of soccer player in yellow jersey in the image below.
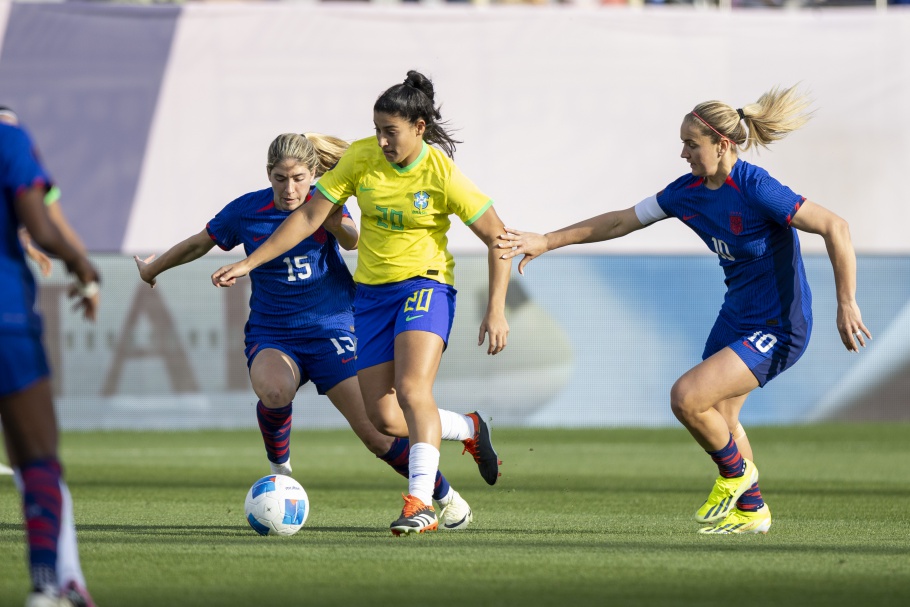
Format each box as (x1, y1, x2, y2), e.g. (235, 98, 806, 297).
(213, 70, 511, 535)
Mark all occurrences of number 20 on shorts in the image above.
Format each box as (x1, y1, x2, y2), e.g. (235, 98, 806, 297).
(404, 288, 433, 313)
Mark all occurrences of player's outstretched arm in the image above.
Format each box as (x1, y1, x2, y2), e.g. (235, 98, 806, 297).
(497, 206, 645, 275)
(135, 229, 216, 289)
(469, 207, 511, 355)
(790, 200, 871, 352)
(15, 185, 100, 321)
(212, 192, 336, 286)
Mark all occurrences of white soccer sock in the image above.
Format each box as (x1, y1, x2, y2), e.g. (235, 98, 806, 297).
(407, 443, 439, 506)
(435, 487, 455, 507)
(439, 409, 474, 441)
(57, 481, 87, 590)
(14, 470, 86, 590)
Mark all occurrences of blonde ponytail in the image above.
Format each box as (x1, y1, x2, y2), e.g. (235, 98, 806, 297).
(688, 85, 813, 153)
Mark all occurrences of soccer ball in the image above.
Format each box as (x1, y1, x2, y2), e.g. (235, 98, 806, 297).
(244, 474, 309, 536)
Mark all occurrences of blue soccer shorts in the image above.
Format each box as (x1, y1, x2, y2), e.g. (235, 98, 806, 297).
(0, 333, 50, 396)
(702, 314, 812, 387)
(353, 277, 457, 371)
(244, 328, 357, 395)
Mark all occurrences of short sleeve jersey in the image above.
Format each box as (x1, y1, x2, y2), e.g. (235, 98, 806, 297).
(315, 138, 493, 286)
(0, 124, 51, 336)
(206, 187, 355, 339)
(656, 160, 812, 331)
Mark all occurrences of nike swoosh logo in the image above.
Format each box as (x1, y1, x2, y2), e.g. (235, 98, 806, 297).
(405, 315, 424, 321)
(410, 473, 427, 478)
(683, 214, 698, 221)
(358, 186, 375, 192)
(253, 235, 268, 242)
(443, 512, 472, 529)
(341, 357, 355, 364)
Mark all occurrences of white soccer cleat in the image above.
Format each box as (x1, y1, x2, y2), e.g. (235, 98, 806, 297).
(436, 490, 474, 531)
(25, 591, 71, 607)
(26, 591, 62, 607)
(269, 460, 292, 476)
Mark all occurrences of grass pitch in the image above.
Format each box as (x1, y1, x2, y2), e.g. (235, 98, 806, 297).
(1, 424, 909, 607)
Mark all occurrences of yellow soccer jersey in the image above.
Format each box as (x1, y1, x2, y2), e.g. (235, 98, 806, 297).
(316, 137, 493, 286)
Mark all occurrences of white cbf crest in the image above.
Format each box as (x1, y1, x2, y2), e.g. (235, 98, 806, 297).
(413, 191, 430, 210)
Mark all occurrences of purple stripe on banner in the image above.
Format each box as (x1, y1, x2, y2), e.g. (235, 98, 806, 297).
(0, 4, 181, 251)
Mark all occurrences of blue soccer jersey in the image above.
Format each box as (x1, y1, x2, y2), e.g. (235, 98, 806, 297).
(655, 160, 812, 332)
(206, 187, 355, 339)
(0, 124, 52, 337)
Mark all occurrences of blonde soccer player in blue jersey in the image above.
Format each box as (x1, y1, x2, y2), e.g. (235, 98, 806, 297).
(214, 70, 510, 535)
(140, 133, 474, 531)
(498, 86, 871, 535)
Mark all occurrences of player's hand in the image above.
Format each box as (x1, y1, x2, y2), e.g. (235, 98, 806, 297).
(67, 259, 101, 322)
(478, 310, 509, 355)
(134, 254, 157, 288)
(497, 228, 549, 275)
(28, 246, 53, 277)
(837, 300, 872, 352)
(212, 260, 251, 287)
(68, 281, 100, 321)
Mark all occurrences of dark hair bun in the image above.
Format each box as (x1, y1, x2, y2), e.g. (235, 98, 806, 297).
(405, 70, 435, 104)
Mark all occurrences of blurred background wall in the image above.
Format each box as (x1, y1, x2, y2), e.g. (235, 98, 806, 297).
(1, 2, 907, 428)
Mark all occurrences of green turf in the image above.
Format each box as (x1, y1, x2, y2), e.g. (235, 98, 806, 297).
(2, 424, 909, 606)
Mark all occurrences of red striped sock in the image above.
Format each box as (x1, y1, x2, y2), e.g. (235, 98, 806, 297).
(706, 434, 745, 478)
(256, 401, 292, 464)
(736, 483, 765, 511)
(21, 458, 63, 593)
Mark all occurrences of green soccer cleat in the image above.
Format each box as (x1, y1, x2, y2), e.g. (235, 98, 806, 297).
(693, 457, 759, 524)
(698, 504, 772, 535)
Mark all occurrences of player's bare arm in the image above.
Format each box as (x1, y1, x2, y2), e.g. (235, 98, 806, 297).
(498, 206, 645, 274)
(212, 193, 336, 286)
(15, 185, 100, 320)
(322, 208, 359, 251)
(790, 200, 871, 352)
(469, 206, 511, 355)
(135, 229, 216, 288)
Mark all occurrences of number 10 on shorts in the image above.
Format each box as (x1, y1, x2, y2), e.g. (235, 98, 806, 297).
(746, 330, 778, 353)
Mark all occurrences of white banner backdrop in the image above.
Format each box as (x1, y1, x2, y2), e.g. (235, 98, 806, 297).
(124, 5, 910, 255)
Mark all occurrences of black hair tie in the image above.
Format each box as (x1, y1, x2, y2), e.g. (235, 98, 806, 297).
(736, 108, 745, 121)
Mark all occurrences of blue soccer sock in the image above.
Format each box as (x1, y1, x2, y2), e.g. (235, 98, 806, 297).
(706, 434, 745, 478)
(379, 437, 451, 502)
(20, 458, 63, 593)
(256, 401, 292, 464)
(736, 482, 765, 512)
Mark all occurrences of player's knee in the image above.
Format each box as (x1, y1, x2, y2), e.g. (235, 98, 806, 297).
(669, 378, 699, 420)
(394, 382, 432, 415)
(256, 386, 294, 408)
(366, 407, 398, 436)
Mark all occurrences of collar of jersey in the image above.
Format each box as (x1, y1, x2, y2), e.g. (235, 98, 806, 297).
(391, 141, 428, 174)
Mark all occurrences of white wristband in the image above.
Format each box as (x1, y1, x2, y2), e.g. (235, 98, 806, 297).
(77, 280, 100, 298)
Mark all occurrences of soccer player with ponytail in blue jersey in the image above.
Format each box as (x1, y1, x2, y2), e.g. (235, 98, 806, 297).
(213, 72, 510, 536)
(136, 132, 474, 531)
(499, 86, 872, 535)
